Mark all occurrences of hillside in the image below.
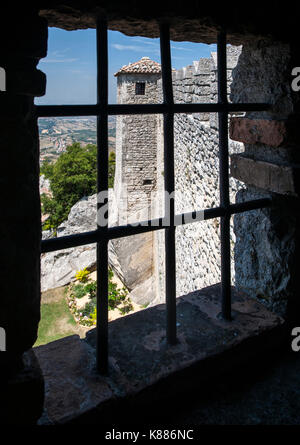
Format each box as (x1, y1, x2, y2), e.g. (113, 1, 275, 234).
(39, 116, 116, 163)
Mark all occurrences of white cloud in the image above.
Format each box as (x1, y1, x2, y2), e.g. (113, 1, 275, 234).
(40, 58, 79, 64)
(51, 48, 71, 57)
(171, 45, 193, 52)
(134, 38, 159, 46)
(111, 43, 159, 55)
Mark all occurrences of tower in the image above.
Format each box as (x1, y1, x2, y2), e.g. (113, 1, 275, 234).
(114, 57, 162, 224)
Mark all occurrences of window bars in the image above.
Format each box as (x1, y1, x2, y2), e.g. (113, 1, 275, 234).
(37, 20, 271, 375)
(135, 82, 146, 95)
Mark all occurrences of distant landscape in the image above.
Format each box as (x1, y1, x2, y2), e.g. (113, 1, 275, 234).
(39, 116, 116, 163)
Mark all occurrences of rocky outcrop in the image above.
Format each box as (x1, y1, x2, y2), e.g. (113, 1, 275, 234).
(41, 192, 155, 305)
(39, 174, 51, 195)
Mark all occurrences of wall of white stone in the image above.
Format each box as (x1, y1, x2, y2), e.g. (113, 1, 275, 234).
(152, 46, 244, 305)
(115, 47, 244, 306)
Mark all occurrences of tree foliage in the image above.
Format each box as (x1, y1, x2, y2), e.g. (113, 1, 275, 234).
(41, 142, 115, 230)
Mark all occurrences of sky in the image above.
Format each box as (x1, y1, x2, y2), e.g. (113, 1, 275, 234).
(36, 28, 217, 105)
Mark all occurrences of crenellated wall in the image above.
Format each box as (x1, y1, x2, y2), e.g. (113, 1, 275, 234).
(153, 46, 243, 304)
(114, 47, 243, 306)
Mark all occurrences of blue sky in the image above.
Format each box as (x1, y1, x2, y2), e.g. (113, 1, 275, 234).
(36, 28, 217, 105)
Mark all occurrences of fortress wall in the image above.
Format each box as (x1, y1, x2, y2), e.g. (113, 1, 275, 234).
(152, 46, 244, 305)
(114, 48, 244, 306)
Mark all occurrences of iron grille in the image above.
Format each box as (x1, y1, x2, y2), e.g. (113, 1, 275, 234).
(37, 20, 271, 375)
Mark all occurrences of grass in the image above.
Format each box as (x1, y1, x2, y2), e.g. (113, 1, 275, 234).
(34, 289, 78, 347)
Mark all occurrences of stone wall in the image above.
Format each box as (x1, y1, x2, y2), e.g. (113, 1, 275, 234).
(0, 13, 47, 375)
(230, 40, 300, 319)
(152, 47, 243, 304)
(114, 48, 243, 306)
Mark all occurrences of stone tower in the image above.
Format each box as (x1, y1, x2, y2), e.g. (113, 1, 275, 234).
(114, 57, 162, 224)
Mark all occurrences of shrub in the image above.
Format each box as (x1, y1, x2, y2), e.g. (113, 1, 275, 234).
(68, 267, 133, 326)
(75, 267, 90, 283)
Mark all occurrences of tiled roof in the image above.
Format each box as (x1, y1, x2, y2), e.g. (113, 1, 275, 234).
(114, 57, 161, 76)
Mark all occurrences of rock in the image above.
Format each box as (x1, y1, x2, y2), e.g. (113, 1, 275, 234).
(56, 194, 98, 236)
(41, 244, 96, 291)
(128, 275, 155, 306)
(41, 191, 156, 305)
(41, 194, 99, 292)
(42, 230, 55, 240)
(39, 174, 51, 195)
(109, 232, 154, 291)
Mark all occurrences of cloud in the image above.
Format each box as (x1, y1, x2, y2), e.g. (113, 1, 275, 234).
(111, 43, 159, 55)
(51, 49, 71, 57)
(171, 45, 193, 52)
(134, 38, 159, 46)
(40, 58, 79, 64)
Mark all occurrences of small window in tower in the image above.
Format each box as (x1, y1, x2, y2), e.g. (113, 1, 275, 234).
(135, 82, 145, 95)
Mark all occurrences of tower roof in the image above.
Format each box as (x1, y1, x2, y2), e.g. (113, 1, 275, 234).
(114, 57, 161, 76)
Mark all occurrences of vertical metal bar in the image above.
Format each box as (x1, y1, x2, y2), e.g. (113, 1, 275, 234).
(160, 23, 177, 344)
(96, 19, 109, 374)
(217, 30, 232, 320)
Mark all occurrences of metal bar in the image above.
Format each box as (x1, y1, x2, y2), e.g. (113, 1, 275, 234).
(35, 102, 271, 118)
(217, 30, 232, 321)
(160, 23, 177, 345)
(41, 198, 272, 253)
(96, 19, 109, 375)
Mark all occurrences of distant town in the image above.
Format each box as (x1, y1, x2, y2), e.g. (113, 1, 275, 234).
(39, 116, 116, 163)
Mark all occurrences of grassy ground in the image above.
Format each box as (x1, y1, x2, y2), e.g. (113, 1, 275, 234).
(34, 286, 83, 347)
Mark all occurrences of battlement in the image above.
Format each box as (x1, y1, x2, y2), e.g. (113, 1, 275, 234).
(170, 45, 242, 123)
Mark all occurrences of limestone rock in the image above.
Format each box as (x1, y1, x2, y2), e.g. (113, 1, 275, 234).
(41, 192, 156, 305)
(39, 174, 51, 195)
(109, 232, 154, 291)
(128, 275, 155, 306)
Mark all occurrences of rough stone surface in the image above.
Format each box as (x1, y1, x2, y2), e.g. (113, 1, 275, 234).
(230, 40, 300, 316)
(1, 349, 44, 424)
(114, 47, 243, 306)
(39, 3, 298, 46)
(114, 69, 162, 219)
(35, 284, 284, 424)
(234, 188, 298, 317)
(128, 275, 155, 306)
(153, 47, 243, 304)
(0, 14, 47, 372)
(41, 195, 98, 291)
(230, 40, 293, 120)
(109, 233, 154, 291)
(41, 193, 155, 302)
(34, 335, 113, 424)
(230, 118, 288, 148)
(231, 154, 298, 196)
(39, 174, 51, 195)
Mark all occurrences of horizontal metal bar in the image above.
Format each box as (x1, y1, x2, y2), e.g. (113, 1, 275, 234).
(41, 198, 272, 253)
(41, 230, 99, 252)
(35, 102, 271, 118)
(228, 198, 272, 215)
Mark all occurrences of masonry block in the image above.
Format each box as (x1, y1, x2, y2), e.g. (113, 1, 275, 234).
(230, 154, 299, 195)
(229, 117, 288, 147)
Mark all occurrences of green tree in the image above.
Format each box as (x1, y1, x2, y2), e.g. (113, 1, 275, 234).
(41, 142, 97, 229)
(41, 143, 116, 230)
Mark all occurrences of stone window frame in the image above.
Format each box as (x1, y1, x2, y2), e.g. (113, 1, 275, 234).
(37, 20, 271, 375)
